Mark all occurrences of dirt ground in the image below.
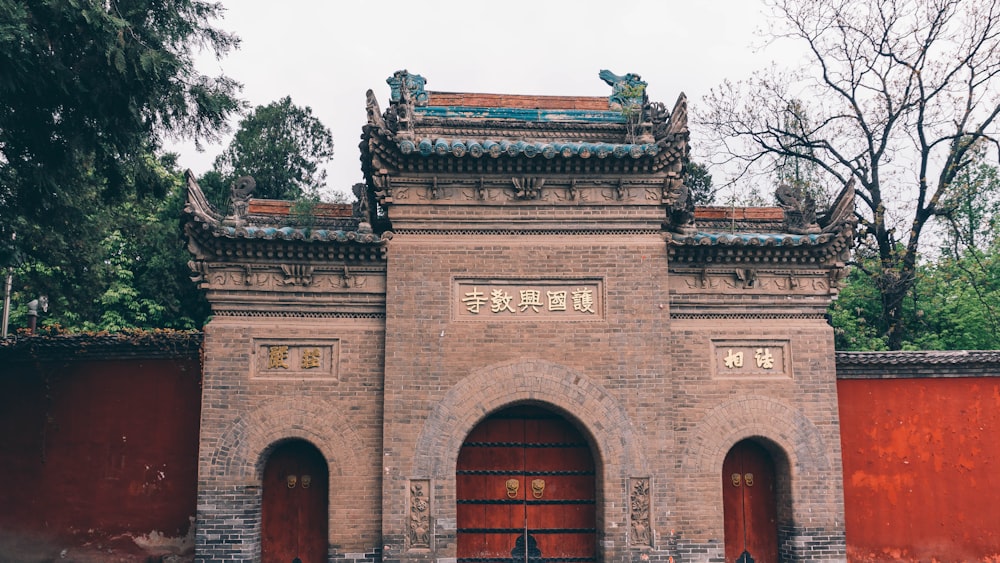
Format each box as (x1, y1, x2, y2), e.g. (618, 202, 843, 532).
(0, 529, 193, 563)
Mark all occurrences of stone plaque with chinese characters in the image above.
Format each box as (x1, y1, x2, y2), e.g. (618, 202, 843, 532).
(711, 340, 790, 378)
(252, 339, 339, 380)
(454, 279, 603, 321)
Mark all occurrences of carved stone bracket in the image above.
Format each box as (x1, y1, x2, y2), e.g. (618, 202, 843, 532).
(188, 260, 208, 283)
(408, 480, 431, 549)
(735, 269, 757, 289)
(629, 477, 651, 547)
(512, 177, 545, 200)
(280, 264, 314, 286)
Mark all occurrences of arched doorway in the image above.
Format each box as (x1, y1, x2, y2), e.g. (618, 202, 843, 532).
(262, 439, 329, 563)
(723, 439, 779, 563)
(457, 405, 596, 563)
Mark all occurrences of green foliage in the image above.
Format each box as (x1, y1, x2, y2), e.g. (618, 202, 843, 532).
(830, 264, 889, 351)
(832, 246, 1000, 351)
(0, 0, 239, 332)
(6, 154, 210, 333)
(211, 96, 335, 201)
(683, 161, 716, 206)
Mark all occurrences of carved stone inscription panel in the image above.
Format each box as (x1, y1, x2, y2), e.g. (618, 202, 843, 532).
(454, 279, 604, 321)
(251, 338, 339, 380)
(710, 340, 790, 379)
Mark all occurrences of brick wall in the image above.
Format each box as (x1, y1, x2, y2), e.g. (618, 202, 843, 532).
(196, 318, 385, 561)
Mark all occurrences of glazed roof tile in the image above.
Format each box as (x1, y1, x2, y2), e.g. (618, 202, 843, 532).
(673, 232, 832, 247)
(215, 225, 386, 244)
(398, 138, 658, 159)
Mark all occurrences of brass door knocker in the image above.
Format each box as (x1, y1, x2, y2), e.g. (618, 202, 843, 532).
(505, 479, 519, 498)
(731, 473, 741, 487)
(744, 473, 754, 487)
(301, 475, 312, 489)
(287, 475, 298, 489)
(531, 479, 545, 499)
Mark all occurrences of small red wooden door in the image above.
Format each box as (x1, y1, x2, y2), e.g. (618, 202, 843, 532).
(457, 406, 596, 563)
(723, 440, 779, 563)
(262, 440, 329, 563)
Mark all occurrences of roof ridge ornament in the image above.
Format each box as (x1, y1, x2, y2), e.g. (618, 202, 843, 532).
(599, 69, 647, 111)
(777, 183, 820, 234)
(387, 70, 428, 106)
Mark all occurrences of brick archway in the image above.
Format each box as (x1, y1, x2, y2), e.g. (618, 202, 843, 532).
(680, 396, 832, 476)
(679, 394, 846, 558)
(412, 358, 648, 479)
(406, 358, 648, 561)
(207, 397, 365, 480)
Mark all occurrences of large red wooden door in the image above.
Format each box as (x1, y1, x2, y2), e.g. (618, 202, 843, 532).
(457, 406, 596, 563)
(262, 440, 329, 563)
(723, 440, 778, 563)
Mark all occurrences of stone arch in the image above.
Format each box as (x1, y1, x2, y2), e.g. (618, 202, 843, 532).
(412, 358, 648, 480)
(208, 397, 365, 480)
(680, 395, 832, 475)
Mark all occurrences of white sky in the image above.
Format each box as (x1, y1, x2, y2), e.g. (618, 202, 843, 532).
(166, 0, 805, 199)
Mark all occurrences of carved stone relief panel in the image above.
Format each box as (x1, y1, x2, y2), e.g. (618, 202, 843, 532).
(630, 477, 651, 547)
(408, 480, 431, 550)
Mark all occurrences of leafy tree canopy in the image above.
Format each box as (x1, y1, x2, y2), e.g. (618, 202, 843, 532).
(0, 0, 241, 260)
(209, 96, 335, 201)
(1, 0, 241, 333)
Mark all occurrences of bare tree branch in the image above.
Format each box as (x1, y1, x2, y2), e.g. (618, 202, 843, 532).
(696, 0, 1000, 349)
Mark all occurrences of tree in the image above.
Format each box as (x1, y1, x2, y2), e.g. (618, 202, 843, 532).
(4, 154, 210, 332)
(210, 96, 335, 201)
(700, 0, 1000, 349)
(683, 161, 717, 206)
(1, 0, 241, 331)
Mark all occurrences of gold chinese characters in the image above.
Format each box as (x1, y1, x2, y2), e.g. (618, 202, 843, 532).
(461, 286, 596, 315)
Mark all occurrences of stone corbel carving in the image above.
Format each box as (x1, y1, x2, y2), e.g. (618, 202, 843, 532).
(512, 177, 545, 200)
(281, 264, 314, 286)
(663, 175, 696, 235)
(735, 268, 757, 289)
(828, 265, 848, 289)
(188, 260, 208, 283)
(372, 174, 391, 202)
(339, 265, 354, 288)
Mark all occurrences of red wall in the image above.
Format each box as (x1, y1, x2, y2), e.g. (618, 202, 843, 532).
(0, 359, 201, 556)
(838, 377, 1000, 562)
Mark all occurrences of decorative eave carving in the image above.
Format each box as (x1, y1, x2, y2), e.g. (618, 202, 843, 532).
(362, 70, 690, 195)
(182, 171, 392, 266)
(668, 180, 856, 270)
